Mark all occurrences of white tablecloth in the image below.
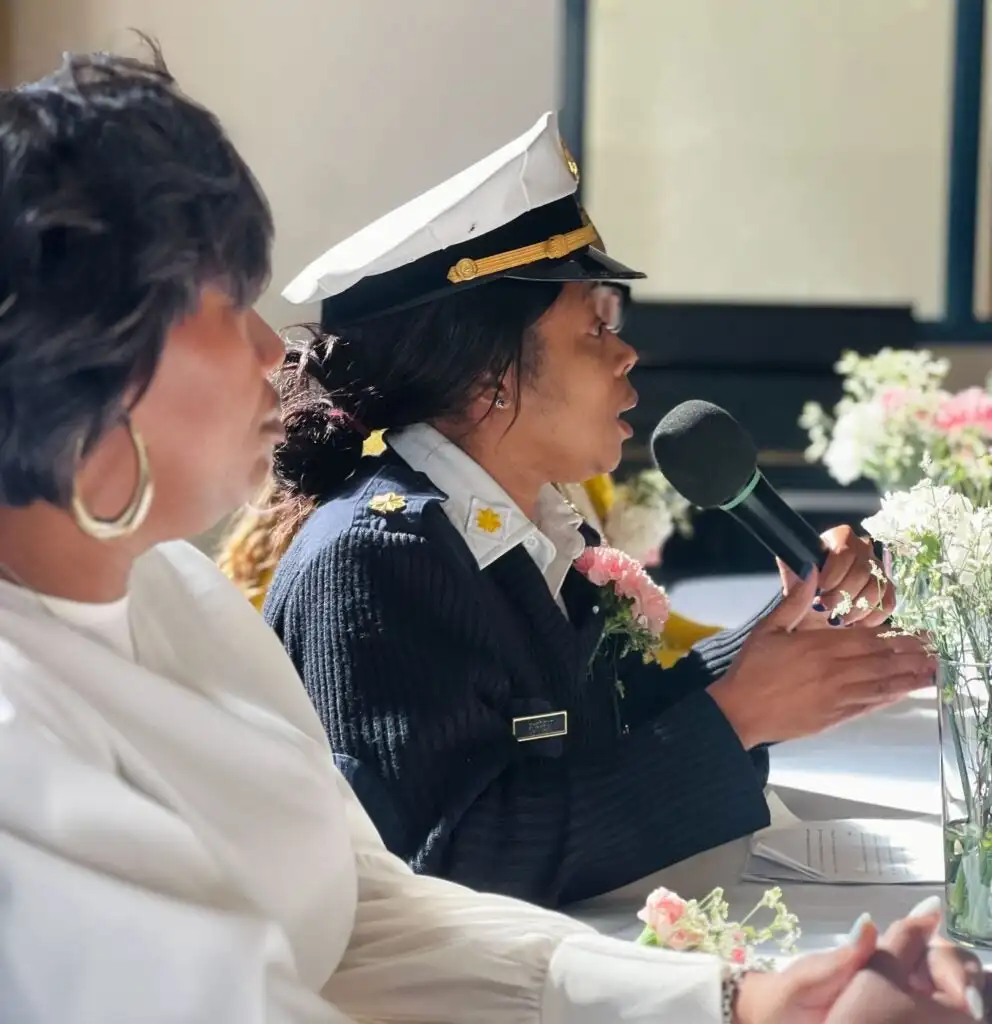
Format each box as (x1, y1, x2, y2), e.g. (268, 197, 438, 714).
(570, 576, 964, 960)
(667, 574, 783, 631)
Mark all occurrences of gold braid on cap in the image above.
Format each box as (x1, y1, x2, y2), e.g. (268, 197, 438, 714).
(447, 223, 599, 285)
(447, 134, 604, 286)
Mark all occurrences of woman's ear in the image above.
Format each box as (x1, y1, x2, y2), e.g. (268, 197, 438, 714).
(465, 371, 510, 420)
(464, 388, 501, 424)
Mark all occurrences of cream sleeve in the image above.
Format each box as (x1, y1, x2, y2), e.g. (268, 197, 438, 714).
(329, 771, 726, 1024)
(0, 730, 724, 1024)
(0, 716, 352, 1024)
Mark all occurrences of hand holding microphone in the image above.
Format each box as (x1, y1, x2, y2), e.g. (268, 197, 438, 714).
(793, 524, 896, 630)
(650, 400, 896, 628)
(648, 400, 928, 747)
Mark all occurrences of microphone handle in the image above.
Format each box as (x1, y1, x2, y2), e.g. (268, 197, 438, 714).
(724, 473, 828, 578)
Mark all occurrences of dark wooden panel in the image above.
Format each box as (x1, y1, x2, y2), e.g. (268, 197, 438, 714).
(623, 367, 847, 472)
(623, 301, 917, 369)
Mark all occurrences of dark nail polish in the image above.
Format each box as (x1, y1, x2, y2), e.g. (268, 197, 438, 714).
(812, 601, 826, 612)
(828, 615, 842, 627)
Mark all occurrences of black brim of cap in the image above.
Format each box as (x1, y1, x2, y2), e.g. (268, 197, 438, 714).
(323, 246, 645, 328)
(503, 246, 646, 283)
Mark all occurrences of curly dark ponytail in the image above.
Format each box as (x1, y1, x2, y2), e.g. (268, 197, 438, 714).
(271, 327, 371, 501)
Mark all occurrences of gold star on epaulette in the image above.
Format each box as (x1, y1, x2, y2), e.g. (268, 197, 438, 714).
(475, 507, 503, 534)
(368, 492, 406, 515)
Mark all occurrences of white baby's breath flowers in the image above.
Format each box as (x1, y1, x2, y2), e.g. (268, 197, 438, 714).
(874, 472, 992, 943)
(637, 884, 800, 965)
(863, 478, 992, 665)
(836, 347, 949, 399)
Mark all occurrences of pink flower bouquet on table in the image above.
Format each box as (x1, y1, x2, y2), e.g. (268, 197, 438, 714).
(934, 386, 992, 433)
(573, 545, 670, 661)
(800, 348, 992, 504)
(637, 885, 801, 969)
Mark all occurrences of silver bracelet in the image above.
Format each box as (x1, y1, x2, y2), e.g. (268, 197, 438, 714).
(721, 965, 748, 1024)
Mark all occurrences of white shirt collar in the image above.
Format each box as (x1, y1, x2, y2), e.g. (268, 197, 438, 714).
(389, 423, 586, 599)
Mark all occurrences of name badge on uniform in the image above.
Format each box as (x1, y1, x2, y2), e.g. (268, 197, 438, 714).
(512, 710, 568, 743)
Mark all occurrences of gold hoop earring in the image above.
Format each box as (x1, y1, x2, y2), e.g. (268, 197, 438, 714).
(71, 417, 155, 541)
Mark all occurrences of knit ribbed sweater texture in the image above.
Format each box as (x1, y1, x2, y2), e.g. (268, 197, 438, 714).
(265, 452, 772, 907)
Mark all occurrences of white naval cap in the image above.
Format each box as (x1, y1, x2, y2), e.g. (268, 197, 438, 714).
(282, 111, 643, 326)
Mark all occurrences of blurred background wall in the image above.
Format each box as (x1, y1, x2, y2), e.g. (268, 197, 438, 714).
(586, 0, 954, 317)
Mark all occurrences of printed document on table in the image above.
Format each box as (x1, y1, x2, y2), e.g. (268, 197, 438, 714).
(743, 819, 943, 884)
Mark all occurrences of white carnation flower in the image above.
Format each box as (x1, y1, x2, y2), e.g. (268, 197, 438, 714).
(822, 401, 886, 485)
(864, 482, 976, 560)
(605, 502, 674, 565)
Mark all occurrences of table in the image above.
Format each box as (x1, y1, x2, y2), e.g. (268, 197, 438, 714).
(665, 574, 783, 631)
(569, 576, 966, 961)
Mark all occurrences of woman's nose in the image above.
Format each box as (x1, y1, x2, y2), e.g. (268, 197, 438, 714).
(615, 334, 638, 376)
(249, 310, 285, 374)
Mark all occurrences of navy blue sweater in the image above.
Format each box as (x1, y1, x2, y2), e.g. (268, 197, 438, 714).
(265, 450, 772, 907)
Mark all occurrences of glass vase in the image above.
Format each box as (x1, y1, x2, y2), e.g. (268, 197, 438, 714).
(939, 660, 992, 946)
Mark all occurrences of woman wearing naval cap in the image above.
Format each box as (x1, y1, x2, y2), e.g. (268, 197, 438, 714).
(258, 113, 931, 908)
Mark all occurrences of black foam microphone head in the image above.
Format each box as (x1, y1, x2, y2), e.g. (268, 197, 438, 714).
(650, 400, 759, 509)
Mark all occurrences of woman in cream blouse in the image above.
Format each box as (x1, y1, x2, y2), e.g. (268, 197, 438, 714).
(0, 46, 983, 1024)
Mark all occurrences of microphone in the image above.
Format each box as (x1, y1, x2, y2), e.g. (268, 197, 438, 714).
(650, 400, 827, 578)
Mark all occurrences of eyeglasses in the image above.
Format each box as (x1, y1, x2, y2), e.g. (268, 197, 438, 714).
(591, 283, 630, 335)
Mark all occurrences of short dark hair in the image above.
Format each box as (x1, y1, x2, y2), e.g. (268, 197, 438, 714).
(272, 279, 562, 497)
(0, 43, 273, 507)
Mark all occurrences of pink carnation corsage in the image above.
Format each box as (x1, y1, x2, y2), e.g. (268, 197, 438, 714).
(573, 546, 670, 661)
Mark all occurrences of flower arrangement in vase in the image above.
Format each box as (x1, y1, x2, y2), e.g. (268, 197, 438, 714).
(864, 475, 992, 944)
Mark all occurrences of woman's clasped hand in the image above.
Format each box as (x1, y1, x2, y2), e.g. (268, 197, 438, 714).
(737, 901, 987, 1023)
